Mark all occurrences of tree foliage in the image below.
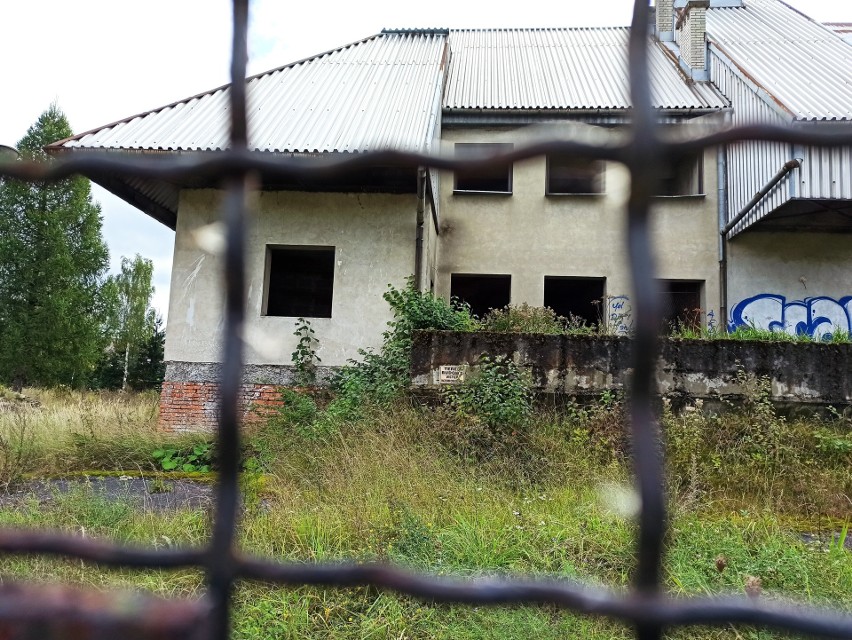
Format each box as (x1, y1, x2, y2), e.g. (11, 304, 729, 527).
(0, 104, 109, 389)
(92, 313, 165, 391)
(100, 254, 157, 390)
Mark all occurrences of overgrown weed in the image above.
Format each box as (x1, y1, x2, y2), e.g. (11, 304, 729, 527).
(0, 388, 210, 478)
(664, 369, 852, 518)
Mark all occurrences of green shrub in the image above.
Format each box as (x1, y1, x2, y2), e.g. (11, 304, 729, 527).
(151, 442, 214, 472)
(291, 318, 321, 387)
(326, 279, 477, 421)
(261, 388, 333, 446)
(444, 355, 533, 433)
(481, 303, 564, 334)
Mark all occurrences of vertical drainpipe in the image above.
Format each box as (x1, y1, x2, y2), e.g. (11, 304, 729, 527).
(717, 112, 730, 329)
(415, 167, 426, 291)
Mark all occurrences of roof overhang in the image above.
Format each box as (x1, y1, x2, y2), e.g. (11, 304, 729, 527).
(45, 147, 419, 230)
(743, 198, 852, 234)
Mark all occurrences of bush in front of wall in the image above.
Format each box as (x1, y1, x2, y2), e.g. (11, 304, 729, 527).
(480, 303, 565, 335)
(444, 355, 533, 434)
(325, 279, 477, 422)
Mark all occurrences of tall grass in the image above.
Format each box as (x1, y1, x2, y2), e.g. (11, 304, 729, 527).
(0, 389, 850, 638)
(0, 388, 208, 484)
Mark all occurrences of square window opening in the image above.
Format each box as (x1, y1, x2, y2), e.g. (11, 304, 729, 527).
(265, 246, 335, 318)
(543, 276, 606, 326)
(451, 274, 511, 318)
(454, 143, 513, 193)
(546, 155, 605, 194)
(656, 151, 703, 196)
(659, 280, 703, 333)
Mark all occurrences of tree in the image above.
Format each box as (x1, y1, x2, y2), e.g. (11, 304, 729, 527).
(0, 104, 109, 390)
(128, 315, 166, 390)
(101, 254, 157, 391)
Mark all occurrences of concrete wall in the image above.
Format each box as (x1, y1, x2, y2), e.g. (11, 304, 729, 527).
(411, 330, 852, 407)
(165, 189, 418, 368)
(727, 232, 852, 338)
(437, 127, 721, 329)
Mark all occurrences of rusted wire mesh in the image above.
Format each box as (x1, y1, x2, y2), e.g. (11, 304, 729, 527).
(1, 1, 852, 639)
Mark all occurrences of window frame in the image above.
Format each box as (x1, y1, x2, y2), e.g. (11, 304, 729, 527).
(545, 154, 606, 196)
(654, 149, 705, 197)
(658, 279, 704, 332)
(262, 244, 336, 319)
(452, 143, 514, 195)
(543, 275, 607, 325)
(450, 273, 512, 318)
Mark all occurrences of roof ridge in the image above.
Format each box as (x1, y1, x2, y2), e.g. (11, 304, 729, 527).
(448, 26, 629, 32)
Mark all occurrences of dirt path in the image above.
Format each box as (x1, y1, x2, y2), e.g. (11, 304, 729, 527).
(0, 476, 214, 512)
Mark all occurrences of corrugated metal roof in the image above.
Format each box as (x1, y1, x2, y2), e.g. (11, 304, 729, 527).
(707, 0, 852, 121)
(442, 28, 728, 111)
(58, 32, 448, 153)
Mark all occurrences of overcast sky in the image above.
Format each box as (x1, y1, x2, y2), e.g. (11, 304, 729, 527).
(2, 0, 850, 322)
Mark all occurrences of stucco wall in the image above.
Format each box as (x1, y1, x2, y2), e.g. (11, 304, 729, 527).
(411, 330, 852, 407)
(437, 127, 721, 328)
(727, 232, 852, 338)
(165, 189, 418, 368)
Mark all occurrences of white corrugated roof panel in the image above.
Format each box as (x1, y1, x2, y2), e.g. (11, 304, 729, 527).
(443, 28, 728, 111)
(707, 0, 852, 121)
(60, 32, 448, 153)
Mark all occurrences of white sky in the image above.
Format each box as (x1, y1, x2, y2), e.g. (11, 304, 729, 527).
(1, 0, 850, 322)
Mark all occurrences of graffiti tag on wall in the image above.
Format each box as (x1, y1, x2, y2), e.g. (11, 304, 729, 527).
(607, 295, 634, 335)
(729, 294, 852, 340)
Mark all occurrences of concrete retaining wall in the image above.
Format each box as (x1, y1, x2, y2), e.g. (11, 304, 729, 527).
(411, 331, 852, 407)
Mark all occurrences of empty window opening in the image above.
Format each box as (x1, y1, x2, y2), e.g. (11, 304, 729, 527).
(546, 155, 605, 194)
(656, 151, 703, 196)
(659, 280, 703, 332)
(451, 274, 511, 318)
(454, 143, 513, 193)
(544, 276, 606, 326)
(265, 246, 335, 318)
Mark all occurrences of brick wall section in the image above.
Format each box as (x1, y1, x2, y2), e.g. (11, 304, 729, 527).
(158, 381, 285, 432)
(656, 0, 674, 36)
(676, 1, 708, 71)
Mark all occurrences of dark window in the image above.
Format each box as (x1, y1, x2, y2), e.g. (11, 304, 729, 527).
(451, 274, 511, 318)
(659, 280, 702, 331)
(546, 155, 604, 194)
(656, 151, 703, 196)
(454, 143, 513, 193)
(544, 276, 606, 325)
(265, 246, 334, 318)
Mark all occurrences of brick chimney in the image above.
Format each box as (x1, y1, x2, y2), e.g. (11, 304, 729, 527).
(676, 0, 710, 79)
(656, 0, 675, 41)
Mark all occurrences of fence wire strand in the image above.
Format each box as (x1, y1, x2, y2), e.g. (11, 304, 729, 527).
(1, 1, 852, 638)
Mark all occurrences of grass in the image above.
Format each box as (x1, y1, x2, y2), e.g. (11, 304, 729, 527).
(0, 387, 212, 487)
(0, 388, 850, 638)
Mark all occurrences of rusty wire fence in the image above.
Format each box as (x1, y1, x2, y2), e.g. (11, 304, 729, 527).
(2, 1, 852, 638)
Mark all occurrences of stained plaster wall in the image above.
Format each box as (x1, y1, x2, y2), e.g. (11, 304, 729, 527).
(727, 232, 852, 337)
(165, 189, 417, 368)
(411, 330, 852, 407)
(437, 127, 721, 328)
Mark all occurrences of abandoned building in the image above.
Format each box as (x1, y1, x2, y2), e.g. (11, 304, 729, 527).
(47, 0, 852, 429)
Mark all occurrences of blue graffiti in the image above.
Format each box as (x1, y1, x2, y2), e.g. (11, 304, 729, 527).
(729, 294, 852, 340)
(607, 295, 634, 335)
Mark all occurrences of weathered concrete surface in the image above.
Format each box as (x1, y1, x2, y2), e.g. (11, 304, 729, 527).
(166, 189, 417, 368)
(437, 127, 721, 325)
(411, 330, 852, 406)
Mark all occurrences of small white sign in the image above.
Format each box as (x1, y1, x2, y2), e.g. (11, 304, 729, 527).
(438, 365, 466, 384)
